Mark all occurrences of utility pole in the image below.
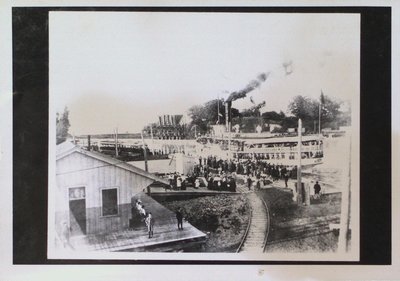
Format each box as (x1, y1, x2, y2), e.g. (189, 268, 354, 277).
(297, 119, 303, 204)
(338, 134, 352, 253)
(141, 130, 148, 172)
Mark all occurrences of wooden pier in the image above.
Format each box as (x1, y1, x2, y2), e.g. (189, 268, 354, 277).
(67, 193, 207, 252)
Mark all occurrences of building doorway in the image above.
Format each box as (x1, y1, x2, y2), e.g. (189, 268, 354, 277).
(68, 187, 86, 236)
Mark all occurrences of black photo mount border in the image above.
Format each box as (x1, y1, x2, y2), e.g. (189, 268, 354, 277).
(12, 6, 391, 265)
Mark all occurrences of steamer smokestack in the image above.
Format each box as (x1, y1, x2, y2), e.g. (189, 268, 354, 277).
(224, 72, 269, 131)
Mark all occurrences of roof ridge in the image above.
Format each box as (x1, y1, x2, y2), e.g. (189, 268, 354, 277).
(56, 143, 168, 185)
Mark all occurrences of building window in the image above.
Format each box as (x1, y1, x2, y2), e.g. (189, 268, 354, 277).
(101, 188, 118, 216)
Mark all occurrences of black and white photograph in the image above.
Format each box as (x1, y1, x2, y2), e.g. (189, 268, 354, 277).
(1, 1, 397, 280)
(48, 11, 360, 261)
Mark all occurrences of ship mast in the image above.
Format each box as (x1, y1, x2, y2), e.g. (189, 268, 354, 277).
(318, 102, 322, 154)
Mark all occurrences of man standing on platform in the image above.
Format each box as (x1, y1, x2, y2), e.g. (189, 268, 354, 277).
(176, 175, 182, 190)
(176, 208, 183, 230)
(284, 170, 289, 188)
(247, 175, 252, 191)
(145, 212, 154, 238)
(313, 181, 321, 199)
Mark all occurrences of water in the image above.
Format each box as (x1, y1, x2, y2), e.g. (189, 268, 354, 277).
(302, 136, 351, 193)
(76, 137, 198, 154)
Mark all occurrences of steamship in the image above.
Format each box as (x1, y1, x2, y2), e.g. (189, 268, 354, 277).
(196, 133, 324, 167)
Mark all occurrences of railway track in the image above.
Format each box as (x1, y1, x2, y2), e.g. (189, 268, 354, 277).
(237, 192, 269, 253)
(236, 186, 339, 253)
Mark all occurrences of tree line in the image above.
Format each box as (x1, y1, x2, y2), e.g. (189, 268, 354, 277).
(56, 94, 351, 143)
(188, 93, 350, 135)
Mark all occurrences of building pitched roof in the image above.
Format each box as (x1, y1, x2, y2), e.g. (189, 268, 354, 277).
(56, 140, 79, 157)
(56, 141, 168, 185)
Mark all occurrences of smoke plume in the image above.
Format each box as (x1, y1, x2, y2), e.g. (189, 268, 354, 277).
(226, 72, 270, 102)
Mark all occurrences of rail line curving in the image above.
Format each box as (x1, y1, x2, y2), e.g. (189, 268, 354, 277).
(237, 192, 269, 253)
(258, 194, 271, 253)
(236, 200, 253, 253)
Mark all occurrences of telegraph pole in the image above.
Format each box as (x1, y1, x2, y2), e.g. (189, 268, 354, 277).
(338, 134, 352, 253)
(297, 119, 303, 204)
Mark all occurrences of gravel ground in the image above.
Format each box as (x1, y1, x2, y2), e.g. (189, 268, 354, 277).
(259, 188, 342, 253)
(265, 232, 339, 253)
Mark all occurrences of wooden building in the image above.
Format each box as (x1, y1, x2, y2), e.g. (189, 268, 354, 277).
(55, 141, 169, 237)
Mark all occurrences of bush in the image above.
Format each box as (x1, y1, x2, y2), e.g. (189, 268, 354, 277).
(259, 188, 293, 210)
(186, 208, 220, 232)
(230, 216, 242, 234)
(160, 194, 250, 252)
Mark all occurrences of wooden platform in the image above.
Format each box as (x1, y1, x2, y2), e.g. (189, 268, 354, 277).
(68, 193, 207, 252)
(149, 185, 237, 197)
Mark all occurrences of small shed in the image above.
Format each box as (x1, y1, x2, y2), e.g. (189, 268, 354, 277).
(55, 141, 169, 237)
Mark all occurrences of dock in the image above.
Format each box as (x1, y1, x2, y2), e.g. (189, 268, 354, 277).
(68, 193, 207, 252)
(149, 185, 238, 198)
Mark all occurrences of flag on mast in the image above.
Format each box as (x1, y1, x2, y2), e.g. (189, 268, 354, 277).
(217, 96, 220, 124)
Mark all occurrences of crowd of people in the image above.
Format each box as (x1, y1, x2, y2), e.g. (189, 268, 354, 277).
(196, 156, 297, 177)
(194, 155, 298, 188)
(165, 172, 196, 190)
(195, 155, 324, 196)
(159, 155, 301, 193)
(206, 174, 237, 192)
(163, 170, 237, 192)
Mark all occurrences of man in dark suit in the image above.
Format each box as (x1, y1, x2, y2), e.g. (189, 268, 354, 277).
(176, 208, 183, 230)
(314, 181, 321, 199)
